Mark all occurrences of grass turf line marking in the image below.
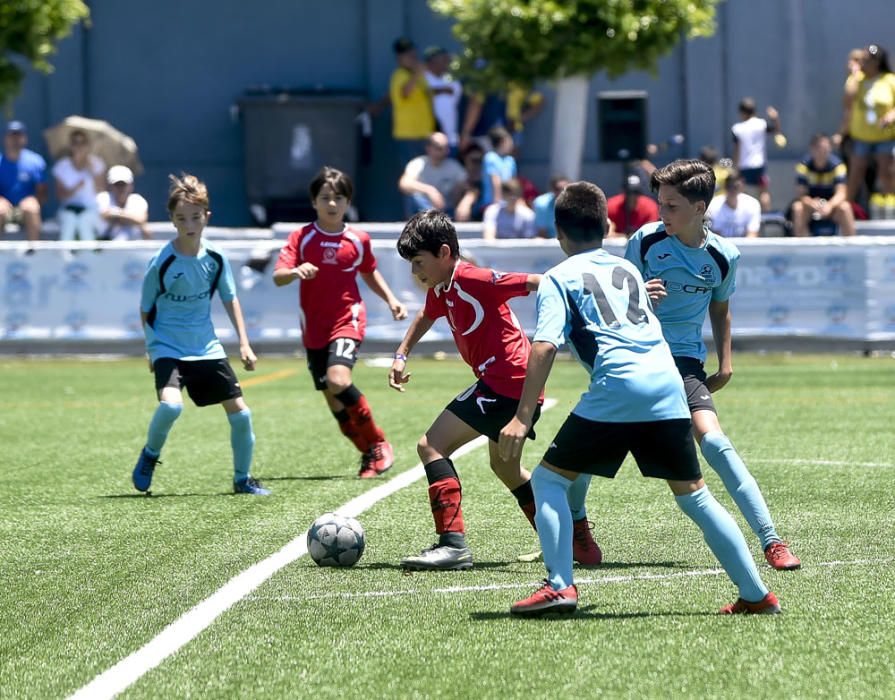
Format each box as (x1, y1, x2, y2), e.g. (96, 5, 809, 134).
(750, 457, 893, 469)
(247, 557, 895, 603)
(69, 399, 557, 700)
(240, 368, 297, 388)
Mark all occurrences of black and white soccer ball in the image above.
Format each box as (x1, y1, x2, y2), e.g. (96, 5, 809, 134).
(307, 512, 365, 567)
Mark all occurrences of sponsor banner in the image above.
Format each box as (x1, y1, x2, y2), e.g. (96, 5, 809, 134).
(2, 237, 895, 345)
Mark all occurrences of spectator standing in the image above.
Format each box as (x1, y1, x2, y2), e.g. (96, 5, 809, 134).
(398, 132, 467, 215)
(533, 175, 570, 238)
(389, 38, 436, 166)
(52, 129, 106, 242)
(731, 97, 781, 212)
(836, 44, 895, 206)
(706, 173, 761, 238)
(505, 85, 546, 151)
(606, 174, 659, 238)
(481, 126, 517, 208)
(97, 165, 149, 241)
(0, 121, 47, 242)
(423, 47, 462, 153)
(790, 134, 855, 237)
(482, 178, 536, 240)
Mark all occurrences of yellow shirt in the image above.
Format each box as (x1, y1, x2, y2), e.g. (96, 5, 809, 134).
(849, 71, 895, 142)
(506, 86, 543, 133)
(389, 68, 435, 140)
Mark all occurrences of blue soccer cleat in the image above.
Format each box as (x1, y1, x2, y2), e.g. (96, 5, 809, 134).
(132, 447, 160, 492)
(233, 477, 271, 496)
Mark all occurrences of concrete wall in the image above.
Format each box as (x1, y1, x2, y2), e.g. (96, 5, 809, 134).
(5, 0, 894, 224)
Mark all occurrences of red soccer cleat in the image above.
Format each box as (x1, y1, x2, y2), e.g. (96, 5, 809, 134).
(358, 440, 394, 479)
(764, 542, 801, 570)
(572, 518, 603, 565)
(719, 591, 781, 615)
(511, 580, 578, 617)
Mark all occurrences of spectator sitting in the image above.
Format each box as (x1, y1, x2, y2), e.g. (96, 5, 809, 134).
(0, 120, 48, 242)
(398, 132, 467, 216)
(481, 126, 517, 207)
(606, 174, 659, 238)
(424, 47, 462, 154)
(389, 37, 436, 165)
(533, 175, 570, 238)
(454, 143, 485, 222)
(97, 165, 150, 240)
(52, 129, 106, 242)
(482, 178, 535, 240)
(706, 172, 761, 238)
(732, 97, 781, 211)
(790, 133, 855, 237)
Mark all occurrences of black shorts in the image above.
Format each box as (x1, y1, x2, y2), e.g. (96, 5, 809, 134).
(306, 338, 361, 390)
(674, 356, 716, 414)
(445, 379, 542, 444)
(153, 357, 242, 407)
(543, 413, 701, 481)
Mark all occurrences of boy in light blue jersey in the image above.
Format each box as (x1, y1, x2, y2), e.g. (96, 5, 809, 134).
(624, 159, 799, 570)
(132, 174, 269, 496)
(500, 181, 779, 616)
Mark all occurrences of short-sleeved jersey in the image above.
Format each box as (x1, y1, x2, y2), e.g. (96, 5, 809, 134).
(275, 223, 377, 349)
(0, 149, 47, 205)
(140, 240, 236, 363)
(535, 248, 688, 422)
(731, 116, 772, 169)
(624, 222, 740, 362)
(795, 154, 847, 200)
(424, 261, 536, 400)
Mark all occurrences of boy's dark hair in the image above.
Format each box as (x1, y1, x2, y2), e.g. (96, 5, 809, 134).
(549, 175, 569, 191)
(393, 37, 415, 55)
(809, 132, 830, 146)
(397, 209, 460, 260)
(649, 159, 715, 209)
(308, 166, 353, 202)
(488, 126, 511, 149)
(554, 181, 607, 243)
(725, 171, 744, 190)
(738, 97, 756, 116)
(698, 145, 719, 165)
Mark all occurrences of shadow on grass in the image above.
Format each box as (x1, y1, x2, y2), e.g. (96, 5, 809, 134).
(99, 492, 221, 499)
(470, 606, 715, 621)
(261, 474, 355, 482)
(357, 561, 520, 572)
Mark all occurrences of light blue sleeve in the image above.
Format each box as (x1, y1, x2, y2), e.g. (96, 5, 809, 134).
(622, 234, 645, 277)
(217, 252, 237, 301)
(532, 274, 568, 348)
(483, 151, 500, 177)
(712, 253, 738, 302)
(139, 258, 160, 313)
(533, 195, 552, 229)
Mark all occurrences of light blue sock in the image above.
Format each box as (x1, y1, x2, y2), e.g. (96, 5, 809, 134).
(532, 466, 574, 591)
(676, 485, 768, 602)
(228, 409, 255, 482)
(567, 473, 592, 521)
(145, 401, 182, 456)
(701, 431, 780, 549)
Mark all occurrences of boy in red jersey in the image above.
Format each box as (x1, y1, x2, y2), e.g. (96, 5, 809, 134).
(274, 167, 407, 477)
(390, 209, 601, 570)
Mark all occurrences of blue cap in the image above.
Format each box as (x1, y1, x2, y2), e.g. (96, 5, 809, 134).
(6, 120, 26, 133)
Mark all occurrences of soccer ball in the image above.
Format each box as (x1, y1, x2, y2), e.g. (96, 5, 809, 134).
(307, 512, 365, 567)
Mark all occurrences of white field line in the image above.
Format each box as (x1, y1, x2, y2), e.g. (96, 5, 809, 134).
(69, 399, 558, 700)
(749, 457, 894, 469)
(246, 557, 895, 603)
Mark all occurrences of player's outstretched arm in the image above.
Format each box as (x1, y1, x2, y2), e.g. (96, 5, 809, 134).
(222, 297, 257, 371)
(705, 299, 732, 393)
(273, 263, 317, 286)
(389, 308, 434, 392)
(360, 270, 408, 320)
(498, 341, 557, 461)
(525, 273, 542, 291)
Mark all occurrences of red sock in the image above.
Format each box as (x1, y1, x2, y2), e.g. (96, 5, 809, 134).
(428, 477, 465, 535)
(345, 395, 385, 446)
(333, 410, 369, 453)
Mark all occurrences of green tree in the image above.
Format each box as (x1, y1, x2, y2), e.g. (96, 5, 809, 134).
(430, 0, 720, 92)
(0, 0, 89, 108)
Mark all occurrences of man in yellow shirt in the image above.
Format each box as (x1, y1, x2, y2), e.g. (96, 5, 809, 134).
(390, 38, 436, 166)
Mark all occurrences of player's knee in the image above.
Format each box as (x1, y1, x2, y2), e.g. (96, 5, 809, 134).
(325, 375, 352, 395)
(159, 401, 183, 422)
(416, 434, 441, 462)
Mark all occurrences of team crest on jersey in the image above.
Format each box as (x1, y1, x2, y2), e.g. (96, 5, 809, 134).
(700, 264, 716, 285)
(322, 247, 338, 264)
(491, 271, 505, 283)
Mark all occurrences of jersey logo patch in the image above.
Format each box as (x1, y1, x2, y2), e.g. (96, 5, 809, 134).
(474, 391, 497, 414)
(700, 264, 716, 285)
(657, 253, 671, 260)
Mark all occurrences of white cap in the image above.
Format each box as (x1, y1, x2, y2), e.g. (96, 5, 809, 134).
(107, 165, 134, 184)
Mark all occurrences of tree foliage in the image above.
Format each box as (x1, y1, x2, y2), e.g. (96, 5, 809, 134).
(0, 0, 89, 107)
(429, 0, 720, 91)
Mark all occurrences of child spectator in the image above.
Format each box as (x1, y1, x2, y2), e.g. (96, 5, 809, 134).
(731, 98, 781, 212)
(790, 133, 855, 236)
(706, 172, 762, 238)
(482, 178, 536, 239)
(391, 209, 600, 570)
(273, 167, 408, 477)
(132, 174, 269, 495)
(97, 165, 149, 240)
(533, 175, 570, 238)
(481, 126, 517, 207)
